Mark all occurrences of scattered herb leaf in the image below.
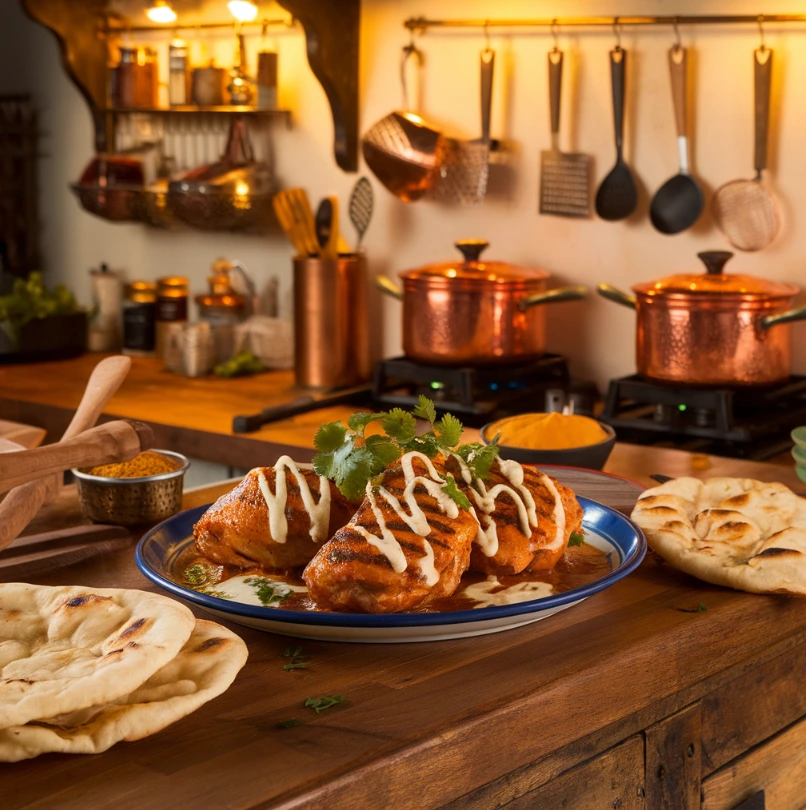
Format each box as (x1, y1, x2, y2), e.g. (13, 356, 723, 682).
(244, 577, 291, 607)
(675, 602, 708, 613)
(283, 645, 310, 671)
(441, 473, 471, 510)
(304, 695, 347, 713)
(568, 531, 585, 547)
(276, 718, 302, 729)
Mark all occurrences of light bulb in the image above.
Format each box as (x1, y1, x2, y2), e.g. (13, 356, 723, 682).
(228, 1, 258, 23)
(146, 1, 177, 24)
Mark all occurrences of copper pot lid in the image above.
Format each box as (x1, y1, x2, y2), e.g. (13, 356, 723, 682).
(400, 240, 549, 286)
(633, 251, 799, 299)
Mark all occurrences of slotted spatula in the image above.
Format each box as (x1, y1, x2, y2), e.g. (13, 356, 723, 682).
(348, 177, 373, 251)
(539, 48, 592, 218)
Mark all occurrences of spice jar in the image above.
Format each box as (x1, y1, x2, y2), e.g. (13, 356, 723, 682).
(168, 39, 189, 106)
(155, 276, 188, 359)
(195, 268, 248, 365)
(123, 281, 157, 355)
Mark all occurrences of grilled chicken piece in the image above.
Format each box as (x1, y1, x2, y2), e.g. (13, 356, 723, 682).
(451, 458, 584, 576)
(193, 460, 358, 570)
(303, 452, 477, 613)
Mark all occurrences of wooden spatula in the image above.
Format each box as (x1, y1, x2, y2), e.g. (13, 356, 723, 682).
(0, 355, 132, 553)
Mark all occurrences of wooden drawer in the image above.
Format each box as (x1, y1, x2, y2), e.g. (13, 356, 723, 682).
(702, 715, 806, 810)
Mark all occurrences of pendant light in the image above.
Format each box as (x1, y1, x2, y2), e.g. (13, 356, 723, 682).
(228, 1, 258, 23)
(146, 1, 177, 24)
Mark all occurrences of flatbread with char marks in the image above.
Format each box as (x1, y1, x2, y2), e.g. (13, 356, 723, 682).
(630, 477, 806, 596)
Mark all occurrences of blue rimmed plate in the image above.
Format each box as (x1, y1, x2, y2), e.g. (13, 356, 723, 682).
(136, 493, 646, 644)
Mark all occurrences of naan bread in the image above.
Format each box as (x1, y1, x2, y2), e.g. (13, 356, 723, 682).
(0, 619, 248, 762)
(0, 583, 195, 728)
(631, 477, 806, 596)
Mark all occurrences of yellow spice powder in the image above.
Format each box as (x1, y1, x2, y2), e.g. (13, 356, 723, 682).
(85, 451, 180, 479)
(489, 412, 608, 450)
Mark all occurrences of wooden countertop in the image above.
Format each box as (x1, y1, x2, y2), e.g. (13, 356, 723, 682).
(2, 446, 806, 806)
(0, 353, 801, 491)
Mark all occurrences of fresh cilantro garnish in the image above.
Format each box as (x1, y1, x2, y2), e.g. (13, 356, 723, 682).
(441, 473, 471, 510)
(304, 695, 347, 713)
(312, 395, 499, 508)
(282, 645, 310, 671)
(244, 577, 290, 607)
(276, 718, 302, 729)
(182, 563, 209, 586)
(568, 531, 585, 547)
(675, 602, 708, 613)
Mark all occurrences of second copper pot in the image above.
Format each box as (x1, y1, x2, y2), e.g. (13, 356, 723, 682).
(598, 251, 806, 387)
(377, 240, 587, 366)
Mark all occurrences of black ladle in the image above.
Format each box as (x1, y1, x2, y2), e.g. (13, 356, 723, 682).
(595, 47, 638, 221)
(650, 46, 704, 234)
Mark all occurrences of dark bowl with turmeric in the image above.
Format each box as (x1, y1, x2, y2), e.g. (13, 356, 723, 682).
(72, 449, 190, 526)
(480, 413, 616, 471)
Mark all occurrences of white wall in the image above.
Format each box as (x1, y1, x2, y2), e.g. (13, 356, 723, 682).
(2, 0, 806, 394)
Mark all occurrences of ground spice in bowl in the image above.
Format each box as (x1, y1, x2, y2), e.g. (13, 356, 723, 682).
(72, 449, 189, 526)
(488, 413, 609, 450)
(86, 451, 181, 479)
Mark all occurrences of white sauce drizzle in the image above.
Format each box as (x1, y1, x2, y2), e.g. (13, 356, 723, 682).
(448, 453, 565, 559)
(463, 576, 555, 608)
(256, 456, 332, 544)
(354, 451, 457, 586)
(205, 575, 307, 608)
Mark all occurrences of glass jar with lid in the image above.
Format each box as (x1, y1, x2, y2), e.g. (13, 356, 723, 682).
(155, 276, 189, 359)
(122, 281, 157, 354)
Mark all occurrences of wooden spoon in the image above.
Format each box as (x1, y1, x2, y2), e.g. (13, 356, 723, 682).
(0, 355, 132, 552)
(0, 419, 153, 496)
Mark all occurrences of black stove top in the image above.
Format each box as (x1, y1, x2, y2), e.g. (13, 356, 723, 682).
(373, 355, 595, 427)
(601, 375, 806, 460)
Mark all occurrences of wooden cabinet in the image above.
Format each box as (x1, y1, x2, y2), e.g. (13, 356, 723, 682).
(445, 640, 806, 810)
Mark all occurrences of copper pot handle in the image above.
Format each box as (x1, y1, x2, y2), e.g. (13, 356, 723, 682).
(761, 305, 806, 330)
(596, 283, 637, 310)
(519, 285, 588, 311)
(375, 274, 403, 300)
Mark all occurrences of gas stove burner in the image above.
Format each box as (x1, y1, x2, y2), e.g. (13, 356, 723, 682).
(601, 374, 806, 460)
(372, 355, 591, 427)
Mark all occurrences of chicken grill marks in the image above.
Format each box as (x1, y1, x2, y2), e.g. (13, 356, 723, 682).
(193, 465, 357, 569)
(448, 458, 584, 576)
(303, 454, 478, 614)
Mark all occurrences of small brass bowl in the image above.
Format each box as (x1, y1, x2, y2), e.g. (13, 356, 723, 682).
(72, 450, 190, 526)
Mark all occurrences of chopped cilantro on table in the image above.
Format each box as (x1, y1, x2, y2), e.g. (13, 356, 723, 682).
(304, 695, 347, 713)
(311, 395, 499, 507)
(282, 645, 310, 671)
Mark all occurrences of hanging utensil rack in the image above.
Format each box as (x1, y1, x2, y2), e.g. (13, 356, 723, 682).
(404, 14, 806, 32)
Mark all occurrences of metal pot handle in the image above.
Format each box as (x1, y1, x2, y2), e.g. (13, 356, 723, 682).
(519, 285, 587, 312)
(375, 274, 403, 300)
(597, 283, 637, 310)
(761, 305, 806, 330)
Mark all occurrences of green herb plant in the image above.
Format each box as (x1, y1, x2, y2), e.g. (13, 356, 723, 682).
(0, 272, 78, 346)
(311, 395, 499, 504)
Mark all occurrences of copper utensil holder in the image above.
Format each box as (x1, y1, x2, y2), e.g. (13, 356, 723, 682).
(293, 254, 370, 388)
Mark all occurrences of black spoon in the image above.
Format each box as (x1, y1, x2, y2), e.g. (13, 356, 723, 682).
(649, 46, 704, 234)
(595, 47, 638, 221)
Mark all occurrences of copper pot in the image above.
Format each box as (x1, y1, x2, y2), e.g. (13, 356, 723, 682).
(376, 240, 587, 366)
(598, 251, 806, 387)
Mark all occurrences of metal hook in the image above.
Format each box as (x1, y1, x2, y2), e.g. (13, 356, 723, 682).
(758, 14, 766, 50)
(673, 16, 681, 48)
(484, 20, 491, 49)
(613, 17, 622, 50)
(551, 18, 560, 52)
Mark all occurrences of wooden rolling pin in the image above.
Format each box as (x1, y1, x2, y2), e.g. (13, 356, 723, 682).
(0, 419, 154, 495)
(0, 355, 132, 552)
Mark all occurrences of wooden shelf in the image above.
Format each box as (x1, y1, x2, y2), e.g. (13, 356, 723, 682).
(105, 106, 290, 118)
